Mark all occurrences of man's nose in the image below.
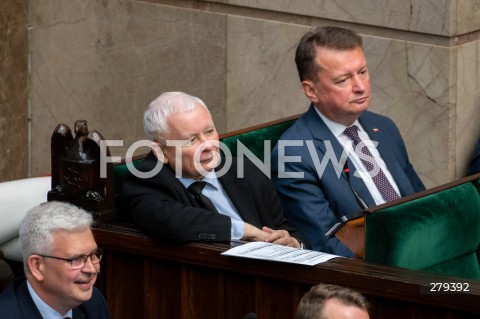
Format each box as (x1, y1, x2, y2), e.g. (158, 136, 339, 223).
(81, 256, 99, 273)
(201, 137, 218, 150)
(352, 76, 366, 92)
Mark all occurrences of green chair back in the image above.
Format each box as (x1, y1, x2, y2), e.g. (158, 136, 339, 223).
(365, 181, 480, 279)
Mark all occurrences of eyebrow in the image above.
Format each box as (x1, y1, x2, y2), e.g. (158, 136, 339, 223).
(69, 247, 99, 258)
(178, 124, 216, 140)
(332, 64, 368, 79)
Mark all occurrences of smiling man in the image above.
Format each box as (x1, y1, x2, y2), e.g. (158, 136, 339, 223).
(272, 26, 425, 256)
(122, 91, 307, 248)
(0, 201, 110, 319)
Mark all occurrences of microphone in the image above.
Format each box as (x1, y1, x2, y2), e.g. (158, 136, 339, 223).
(325, 161, 368, 238)
(343, 161, 368, 210)
(243, 313, 258, 319)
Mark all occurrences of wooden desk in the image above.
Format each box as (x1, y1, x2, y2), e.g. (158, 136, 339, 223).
(93, 223, 480, 319)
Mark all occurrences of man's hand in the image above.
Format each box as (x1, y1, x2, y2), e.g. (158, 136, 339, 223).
(262, 227, 301, 248)
(241, 224, 301, 249)
(241, 223, 270, 241)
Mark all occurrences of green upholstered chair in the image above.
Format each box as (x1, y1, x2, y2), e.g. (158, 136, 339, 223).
(220, 117, 297, 160)
(365, 179, 480, 280)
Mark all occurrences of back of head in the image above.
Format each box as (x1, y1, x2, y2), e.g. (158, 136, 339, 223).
(143, 91, 209, 145)
(296, 284, 369, 319)
(295, 26, 363, 82)
(19, 201, 93, 271)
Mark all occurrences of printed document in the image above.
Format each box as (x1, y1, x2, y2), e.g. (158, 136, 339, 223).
(222, 241, 341, 266)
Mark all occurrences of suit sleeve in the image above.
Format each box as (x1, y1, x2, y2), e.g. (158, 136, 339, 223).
(254, 165, 311, 248)
(468, 138, 480, 176)
(271, 148, 354, 256)
(121, 169, 232, 243)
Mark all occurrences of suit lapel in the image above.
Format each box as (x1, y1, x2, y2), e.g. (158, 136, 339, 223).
(359, 115, 410, 197)
(304, 106, 376, 207)
(304, 106, 347, 174)
(16, 280, 44, 319)
(72, 307, 86, 319)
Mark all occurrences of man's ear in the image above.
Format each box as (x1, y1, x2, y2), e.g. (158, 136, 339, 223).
(301, 80, 319, 104)
(27, 255, 45, 282)
(151, 142, 168, 164)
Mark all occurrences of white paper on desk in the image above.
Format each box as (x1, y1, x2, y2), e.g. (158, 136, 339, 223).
(221, 242, 341, 266)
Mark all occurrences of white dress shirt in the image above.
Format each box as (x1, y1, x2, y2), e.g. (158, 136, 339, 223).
(315, 108, 400, 205)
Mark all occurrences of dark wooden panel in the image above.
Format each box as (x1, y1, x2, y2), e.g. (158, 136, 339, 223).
(93, 223, 480, 319)
(144, 258, 181, 318)
(254, 277, 297, 319)
(103, 252, 145, 319)
(180, 266, 223, 319)
(223, 272, 256, 318)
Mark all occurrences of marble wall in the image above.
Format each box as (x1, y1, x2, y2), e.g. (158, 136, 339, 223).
(1, 0, 479, 188)
(0, 0, 28, 181)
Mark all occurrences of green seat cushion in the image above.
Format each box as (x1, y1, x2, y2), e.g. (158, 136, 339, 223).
(365, 182, 480, 279)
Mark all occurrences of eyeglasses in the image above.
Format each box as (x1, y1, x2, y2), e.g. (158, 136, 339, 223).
(38, 248, 103, 270)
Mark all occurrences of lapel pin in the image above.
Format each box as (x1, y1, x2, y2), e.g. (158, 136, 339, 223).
(373, 128, 379, 133)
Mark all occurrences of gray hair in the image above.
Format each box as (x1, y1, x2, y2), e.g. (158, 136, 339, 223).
(19, 201, 93, 271)
(143, 91, 209, 145)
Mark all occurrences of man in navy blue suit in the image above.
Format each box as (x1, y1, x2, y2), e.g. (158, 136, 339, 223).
(0, 201, 110, 319)
(272, 26, 425, 256)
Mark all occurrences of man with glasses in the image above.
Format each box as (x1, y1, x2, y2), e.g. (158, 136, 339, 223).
(0, 201, 110, 319)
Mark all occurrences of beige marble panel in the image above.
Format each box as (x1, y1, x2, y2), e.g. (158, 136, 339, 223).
(364, 37, 453, 187)
(455, 40, 480, 176)
(219, 0, 459, 35)
(29, 0, 226, 176)
(0, 0, 28, 182)
(453, 0, 480, 35)
(226, 17, 309, 131)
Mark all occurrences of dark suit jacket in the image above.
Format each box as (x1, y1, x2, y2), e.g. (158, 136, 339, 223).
(272, 105, 425, 256)
(0, 277, 110, 319)
(122, 153, 308, 246)
(468, 138, 480, 176)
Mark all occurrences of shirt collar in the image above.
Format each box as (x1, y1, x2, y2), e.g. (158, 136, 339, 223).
(313, 107, 361, 138)
(27, 280, 73, 319)
(178, 169, 219, 190)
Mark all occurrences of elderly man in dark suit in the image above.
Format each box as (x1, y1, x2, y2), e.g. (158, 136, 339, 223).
(0, 201, 110, 319)
(122, 91, 307, 249)
(272, 26, 425, 257)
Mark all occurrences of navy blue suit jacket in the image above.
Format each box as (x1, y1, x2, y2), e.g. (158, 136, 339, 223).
(0, 277, 110, 319)
(272, 105, 425, 256)
(467, 138, 480, 176)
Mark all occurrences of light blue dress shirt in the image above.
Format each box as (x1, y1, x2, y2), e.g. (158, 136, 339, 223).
(27, 280, 73, 319)
(179, 170, 245, 240)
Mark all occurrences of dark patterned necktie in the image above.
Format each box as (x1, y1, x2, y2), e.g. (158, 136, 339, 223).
(344, 125, 400, 202)
(187, 181, 219, 213)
